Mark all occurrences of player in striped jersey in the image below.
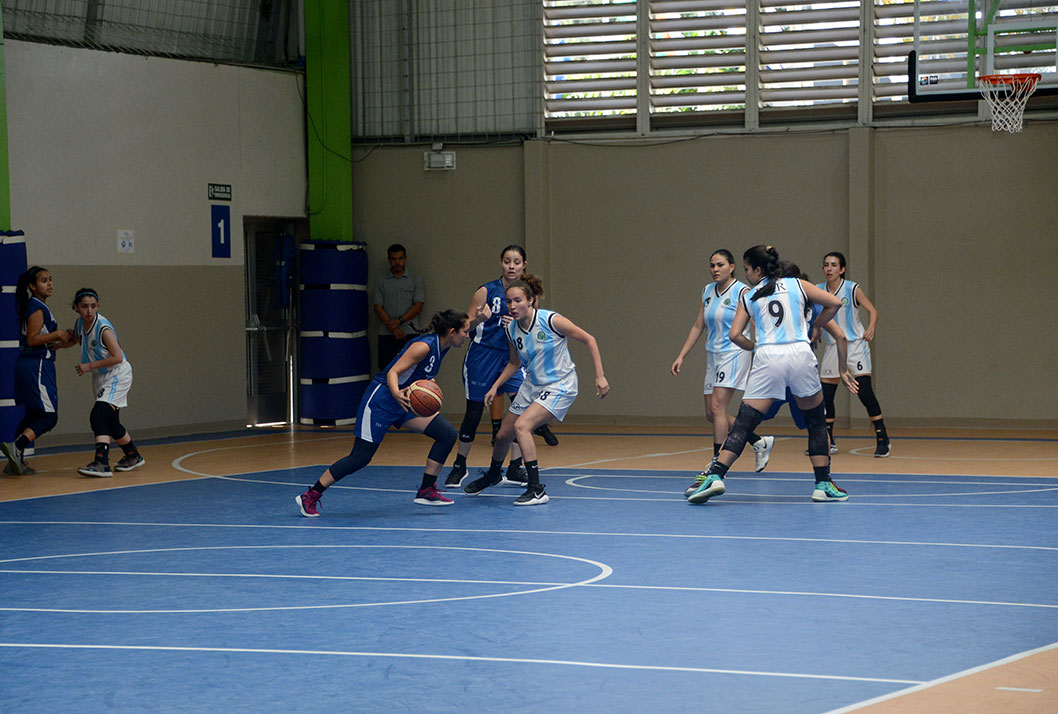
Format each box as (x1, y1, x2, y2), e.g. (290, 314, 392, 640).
(463, 275, 608, 506)
(688, 246, 858, 505)
(71, 288, 145, 477)
(816, 252, 890, 457)
(296, 310, 470, 517)
(671, 249, 775, 499)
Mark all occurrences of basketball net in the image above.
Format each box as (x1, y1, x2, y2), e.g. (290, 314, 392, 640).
(978, 73, 1040, 133)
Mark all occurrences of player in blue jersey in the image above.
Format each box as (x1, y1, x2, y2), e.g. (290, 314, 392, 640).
(70, 288, 145, 477)
(2, 267, 77, 475)
(445, 245, 532, 489)
(672, 249, 775, 498)
(296, 310, 470, 517)
(688, 246, 858, 505)
(816, 252, 890, 457)
(463, 275, 608, 506)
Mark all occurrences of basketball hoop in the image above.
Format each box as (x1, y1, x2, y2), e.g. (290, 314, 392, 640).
(978, 73, 1041, 133)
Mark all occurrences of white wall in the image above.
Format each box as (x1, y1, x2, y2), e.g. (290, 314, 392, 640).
(5, 41, 307, 439)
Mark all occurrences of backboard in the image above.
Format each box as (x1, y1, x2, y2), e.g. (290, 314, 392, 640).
(908, 0, 1058, 101)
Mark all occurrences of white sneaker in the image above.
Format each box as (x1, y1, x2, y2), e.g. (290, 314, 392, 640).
(751, 435, 774, 472)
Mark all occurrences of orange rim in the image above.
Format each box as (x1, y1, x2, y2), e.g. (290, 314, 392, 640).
(979, 73, 1041, 87)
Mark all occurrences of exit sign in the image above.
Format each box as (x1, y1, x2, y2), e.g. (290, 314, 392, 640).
(208, 183, 232, 201)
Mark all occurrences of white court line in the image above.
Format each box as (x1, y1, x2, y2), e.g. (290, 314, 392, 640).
(0, 642, 923, 685)
(846, 446, 1058, 461)
(195, 473, 1058, 508)
(562, 474, 1058, 499)
(2, 570, 1055, 612)
(1, 521, 1055, 552)
(995, 686, 1043, 692)
(822, 641, 1058, 713)
(0, 544, 611, 613)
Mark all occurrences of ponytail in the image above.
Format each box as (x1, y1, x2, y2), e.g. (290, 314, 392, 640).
(427, 309, 468, 336)
(506, 273, 544, 303)
(744, 245, 782, 300)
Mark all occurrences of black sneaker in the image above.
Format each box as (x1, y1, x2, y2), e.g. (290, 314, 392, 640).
(514, 484, 549, 506)
(501, 466, 528, 487)
(115, 454, 146, 472)
(533, 424, 559, 446)
(78, 461, 113, 478)
(444, 464, 467, 489)
(3, 461, 34, 476)
(874, 441, 891, 458)
(464, 469, 502, 495)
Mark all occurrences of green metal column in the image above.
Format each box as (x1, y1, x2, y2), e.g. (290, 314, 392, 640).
(304, 0, 353, 242)
(0, 6, 12, 230)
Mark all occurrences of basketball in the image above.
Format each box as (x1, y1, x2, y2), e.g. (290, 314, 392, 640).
(407, 379, 443, 417)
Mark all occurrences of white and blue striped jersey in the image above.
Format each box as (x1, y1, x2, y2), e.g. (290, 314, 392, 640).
(507, 308, 576, 387)
(818, 279, 864, 345)
(75, 314, 127, 376)
(741, 278, 811, 347)
(702, 280, 749, 353)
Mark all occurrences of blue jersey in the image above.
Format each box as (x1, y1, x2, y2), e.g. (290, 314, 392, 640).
(507, 308, 576, 386)
(703, 280, 749, 353)
(373, 332, 448, 389)
(741, 278, 811, 346)
(818, 279, 864, 344)
(19, 297, 58, 361)
(75, 314, 128, 377)
(472, 278, 512, 352)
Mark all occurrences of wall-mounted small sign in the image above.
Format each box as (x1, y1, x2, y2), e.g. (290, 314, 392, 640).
(118, 229, 135, 254)
(208, 183, 232, 201)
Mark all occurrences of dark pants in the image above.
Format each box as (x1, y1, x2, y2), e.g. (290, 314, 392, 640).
(377, 334, 410, 372)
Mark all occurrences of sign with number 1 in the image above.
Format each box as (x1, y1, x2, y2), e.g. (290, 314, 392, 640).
(211, 204, 231, 259)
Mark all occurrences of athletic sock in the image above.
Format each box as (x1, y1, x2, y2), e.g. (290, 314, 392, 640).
(311, 480, 328, 494)
(487, 459, 504, 478)
(525, 459, 540, 486)
(708, 460, 730, 478)
(747, 432, 761, 445)
(508, 456, 523, 470)
(95, 442, 110, 466)
(713, 442, 722, 457)
(453, 453, 467, 469)
(420, 473, 436, 490)
(491, 419, 502, 439)
(120, 441, 139, 458)
(813, 465, 831, 483)
(826, 423, 835, 445)
(873, 418, 889, 444)
(14, 435, 30, 451)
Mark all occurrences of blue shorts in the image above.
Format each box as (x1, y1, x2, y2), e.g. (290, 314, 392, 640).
(462, 342, 523, 402)
(14, 357, 58, 413)
(355, 381, 417, 443)
(762, 388, 807, 429)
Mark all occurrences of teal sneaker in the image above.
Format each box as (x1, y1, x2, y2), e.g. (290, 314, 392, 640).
(811, 480, 849, 502)
(687, 474, 726, 504)
(683, 472, 708, 499)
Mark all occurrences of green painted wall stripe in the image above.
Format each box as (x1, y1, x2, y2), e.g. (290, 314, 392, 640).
(304, 0, 353, 243)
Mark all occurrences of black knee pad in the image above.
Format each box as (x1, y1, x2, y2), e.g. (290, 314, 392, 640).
(458, 399, 485, 442)
(803, 403, 830, 456)
(855, 376, 882, 418)
(425, 415, 458, 463)
(89, 402, 115, 437)
(329, 438, 380, 483)
(822, 382, 838, 420)
(720, 403, 765, 457)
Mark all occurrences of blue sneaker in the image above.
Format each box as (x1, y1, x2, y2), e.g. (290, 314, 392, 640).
(687, 474, 725, 504)
(811, 480, 849, 502)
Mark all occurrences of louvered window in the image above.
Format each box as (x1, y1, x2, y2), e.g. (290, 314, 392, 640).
(544, 0, 638, 118)
(759, 0, 862, 107)
(651, 0, 748, 112)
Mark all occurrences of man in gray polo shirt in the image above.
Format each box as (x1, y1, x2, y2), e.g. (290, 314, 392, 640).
(373, 243, 425, 371)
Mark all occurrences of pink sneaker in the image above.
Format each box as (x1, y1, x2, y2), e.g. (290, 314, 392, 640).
(296, 489, 322, 517)
(414, 485, 454, 506)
